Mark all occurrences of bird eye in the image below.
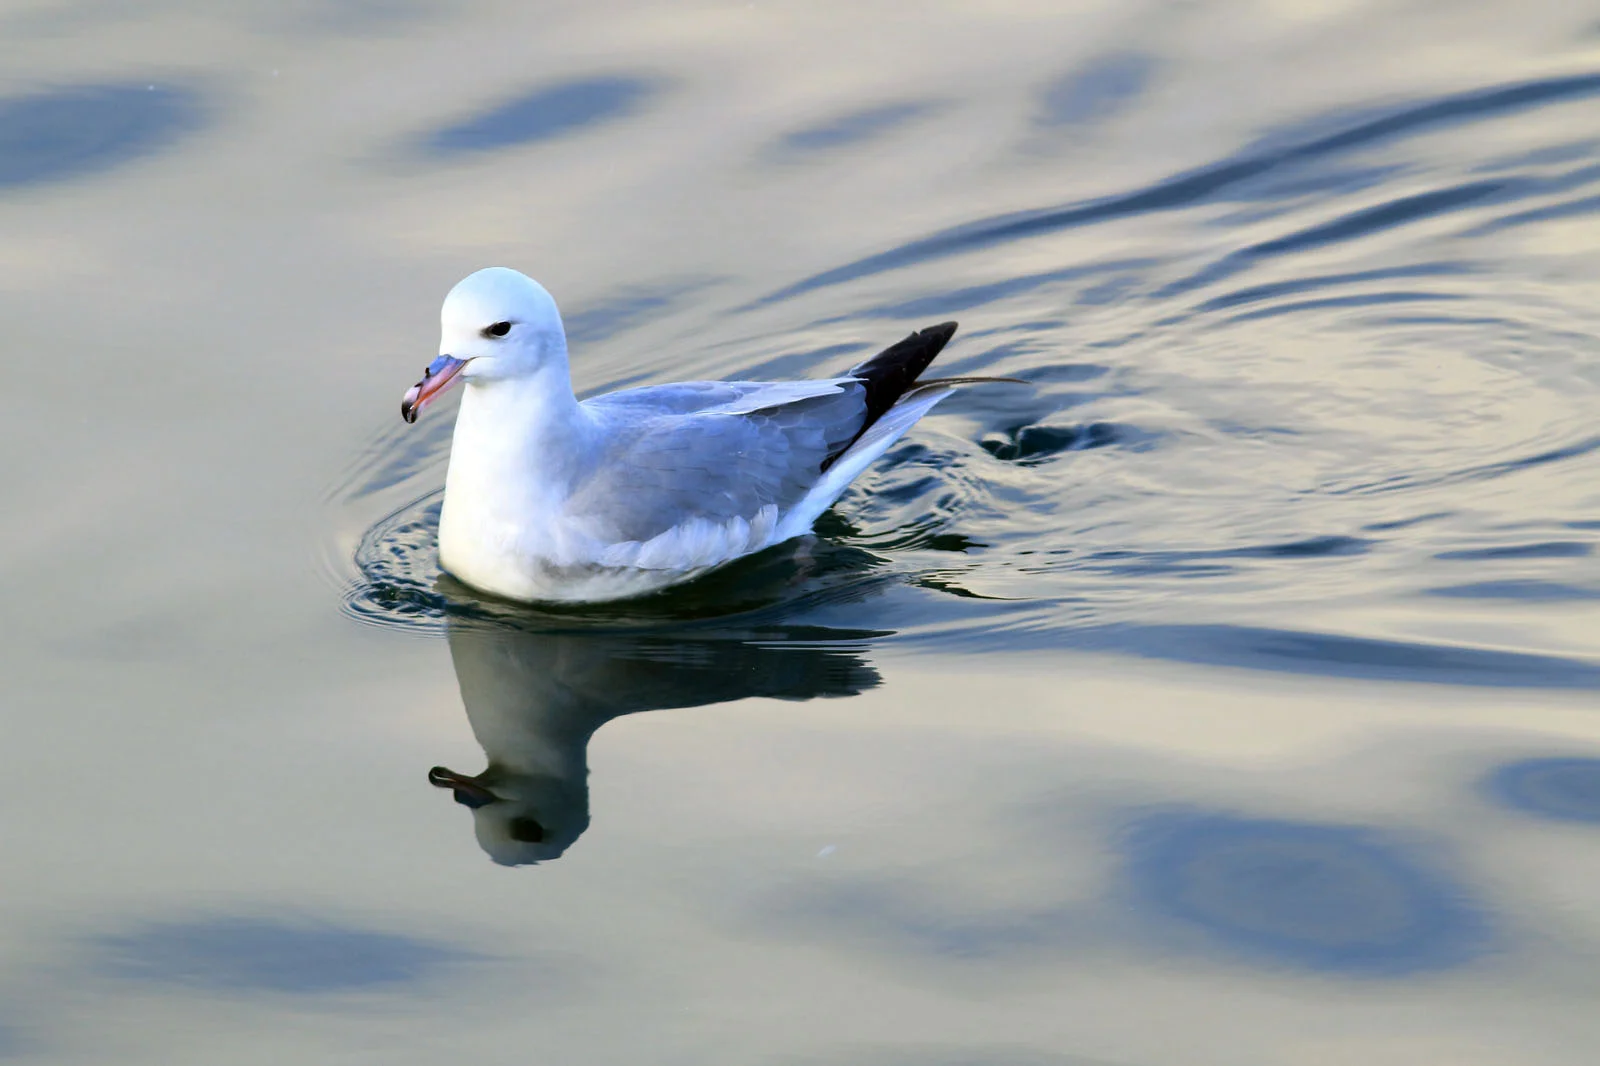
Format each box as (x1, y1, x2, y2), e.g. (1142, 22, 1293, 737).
(508, 816, 545, 843)
(482, 321, 512, 338)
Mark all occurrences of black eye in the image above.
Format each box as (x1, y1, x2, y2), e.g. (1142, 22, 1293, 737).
(482, 321, 511, 338)
(507, 816, 545, 843)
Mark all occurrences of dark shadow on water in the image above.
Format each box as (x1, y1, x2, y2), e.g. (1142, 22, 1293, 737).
(1192, 262, 1475, 315)
(1122, 810, 1490, 976)
(1469, 191, 1600, 233)
(769, 100, 943, 158)
(1485, 757, 1600, 824)
(1157, 181, 1508, 298)
(94, 916, 469, 993)
(1425, 580, 1600, 601)
(0, 83, 205, 189)
(1435, 540, 1592, 561)
(419, 74, 661, 156)
(428, 616, 881, 865)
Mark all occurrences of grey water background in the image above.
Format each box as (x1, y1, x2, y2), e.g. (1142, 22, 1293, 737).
(6, 1, 1600, 1063)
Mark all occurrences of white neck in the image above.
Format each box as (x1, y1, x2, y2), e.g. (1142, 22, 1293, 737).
(448, 626, 606, 782)
(436, 362, 598, 591)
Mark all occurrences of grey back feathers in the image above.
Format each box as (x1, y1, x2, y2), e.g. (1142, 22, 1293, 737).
(569, 322, 959, 544)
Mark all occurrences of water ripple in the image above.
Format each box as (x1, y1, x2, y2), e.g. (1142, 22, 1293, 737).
(333, 64, 1600, 683)
(750, 70, 1600, 305)
(1123, 811, 1490, 975)
(1485, 758, 1600, 823)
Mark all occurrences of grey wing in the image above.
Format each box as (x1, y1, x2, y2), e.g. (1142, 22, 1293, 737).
(584, 379, 853, 416)
(570, 382, 869, 543)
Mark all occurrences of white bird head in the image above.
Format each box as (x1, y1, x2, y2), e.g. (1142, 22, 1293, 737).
(402, 267, 568, 423)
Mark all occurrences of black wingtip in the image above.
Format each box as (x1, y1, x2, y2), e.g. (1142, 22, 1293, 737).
(820, 319, 963, 472)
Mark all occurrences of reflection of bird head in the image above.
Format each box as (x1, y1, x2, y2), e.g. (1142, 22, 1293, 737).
(429, 764, 589, 866)
(433, 619, 880, 866)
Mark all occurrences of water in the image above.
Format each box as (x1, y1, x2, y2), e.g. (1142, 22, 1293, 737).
(6, 2, 1600, 1062)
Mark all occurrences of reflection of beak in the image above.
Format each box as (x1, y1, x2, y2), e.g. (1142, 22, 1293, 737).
(428, 766, 498, 808)
(401, 355, 468, 423)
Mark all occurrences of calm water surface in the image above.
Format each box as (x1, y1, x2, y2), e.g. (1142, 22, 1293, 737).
(5, 2, 1600, 1062)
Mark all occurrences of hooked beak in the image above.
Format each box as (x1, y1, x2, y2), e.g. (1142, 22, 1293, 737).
(401, 355, 468, 423)
(428, 765, 499, 809)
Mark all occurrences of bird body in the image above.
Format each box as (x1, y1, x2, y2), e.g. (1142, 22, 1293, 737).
(402, 267, 966, 604)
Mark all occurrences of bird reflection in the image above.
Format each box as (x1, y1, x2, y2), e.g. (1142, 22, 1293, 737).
(430, 619, 881, 865)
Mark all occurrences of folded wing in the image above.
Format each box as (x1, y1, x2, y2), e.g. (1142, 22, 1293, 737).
(571, 381, 869, 545)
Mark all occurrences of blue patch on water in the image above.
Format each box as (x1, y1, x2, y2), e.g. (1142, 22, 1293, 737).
(1036, 52, 1156, 128)
(1435, 540, 1592, 561)
(1123, 811, 1489, 975)
(422, 75, 659, 155)
(1250, 182, 1506, 258)
(774, 100, 940, 155)
(96, 916, 468, 993)
(1426, 580, 1600, 601)
(1485, 757, 1600, 823)
(1473, 191, 1600, 232)
(0, 83, 204, 189)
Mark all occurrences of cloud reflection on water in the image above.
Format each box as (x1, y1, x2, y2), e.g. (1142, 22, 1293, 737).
(1485, 757, 1600, 824)
(1122, 810, 1489, 976)
(0, 83, 205, 190)
(419, 74, 662, 157)
(770, 100, 944, 158)
(764, 799, 1491, 980)
(1035, 52, 1156, 130)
